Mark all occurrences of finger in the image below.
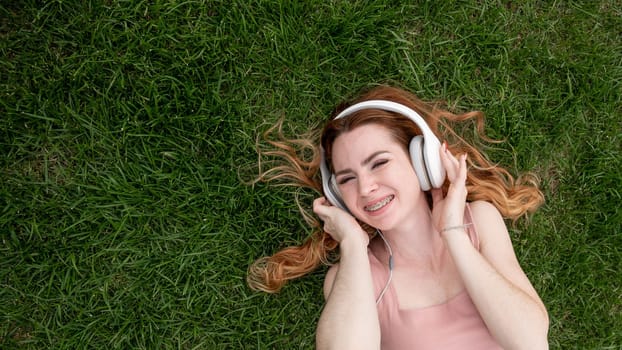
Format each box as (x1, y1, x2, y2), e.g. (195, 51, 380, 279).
(457, 153, 468, 183)
(442, 142, 460, 167)
(446, 155, 468, 201)
(313, 197, 331, 216)
(440, 143, 460, 179)
(430, 188, 443, 206)
(313, 196, 328, 206)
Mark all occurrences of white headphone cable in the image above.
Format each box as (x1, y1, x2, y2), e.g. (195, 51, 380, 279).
(375, 229, 394, 305)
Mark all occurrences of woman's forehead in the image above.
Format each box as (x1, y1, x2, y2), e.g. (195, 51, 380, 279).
(331, 125, 403, 165)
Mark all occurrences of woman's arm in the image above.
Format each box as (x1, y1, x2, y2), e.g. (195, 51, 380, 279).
(434, 145, 548, 349)
(316, 237, 380, 350)
(443, 200, 549, 350)
(313, 198, 380, 350)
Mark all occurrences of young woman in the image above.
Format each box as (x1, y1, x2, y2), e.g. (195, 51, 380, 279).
(248, 85, 549, 349)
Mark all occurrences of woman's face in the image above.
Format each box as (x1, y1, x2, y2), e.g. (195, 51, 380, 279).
(331, 123, 422, 230)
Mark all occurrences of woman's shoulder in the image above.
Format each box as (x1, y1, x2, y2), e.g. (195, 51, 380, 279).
(467, 200, 508, 248)
(468, 200, 501, 216)
(466, 200, 524, 276)
(468, 200, 506, 228)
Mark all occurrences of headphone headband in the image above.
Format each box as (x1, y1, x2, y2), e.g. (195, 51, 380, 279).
(333, 100, 436, 139)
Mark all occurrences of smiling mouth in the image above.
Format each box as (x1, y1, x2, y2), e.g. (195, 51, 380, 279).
(364, 195, 394, 212)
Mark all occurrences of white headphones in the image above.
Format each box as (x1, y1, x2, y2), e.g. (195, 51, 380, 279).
(319, 100, 446, 211)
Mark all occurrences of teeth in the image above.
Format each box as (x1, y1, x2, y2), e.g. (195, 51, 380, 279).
(365, 195, 394, 212)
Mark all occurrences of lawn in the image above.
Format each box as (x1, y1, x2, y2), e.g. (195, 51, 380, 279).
(1, 0, 620, 349)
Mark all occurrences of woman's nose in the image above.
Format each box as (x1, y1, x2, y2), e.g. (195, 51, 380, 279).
(358, 174, 378, 196)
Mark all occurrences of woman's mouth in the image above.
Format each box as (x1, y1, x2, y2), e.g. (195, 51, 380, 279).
(364, 195, 394, 212)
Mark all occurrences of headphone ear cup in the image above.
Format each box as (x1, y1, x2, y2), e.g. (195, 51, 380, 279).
(421, 136, 446, 188)
(320, 146, 349, 212)
(409, 136, 432, 191)
(328, 175, 349, 212)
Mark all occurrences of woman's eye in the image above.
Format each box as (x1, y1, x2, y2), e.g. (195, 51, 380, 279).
(372, 159, 388, 169)
(338, 177, 354, 185)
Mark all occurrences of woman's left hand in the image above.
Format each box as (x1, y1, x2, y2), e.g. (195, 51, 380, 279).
(430, 142, 469, 234)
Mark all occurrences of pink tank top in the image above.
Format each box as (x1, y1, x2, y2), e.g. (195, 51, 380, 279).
(369, 206, 503, 349)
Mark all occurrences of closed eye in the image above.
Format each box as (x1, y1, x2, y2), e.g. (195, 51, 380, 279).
(337, 176, 354, 185)
(372, 159, 388, 169)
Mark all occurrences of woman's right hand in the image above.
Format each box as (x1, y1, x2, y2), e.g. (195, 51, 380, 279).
(313, 197, 369, 246)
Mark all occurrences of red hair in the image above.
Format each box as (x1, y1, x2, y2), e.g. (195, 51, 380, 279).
(247, 85, 543, 293)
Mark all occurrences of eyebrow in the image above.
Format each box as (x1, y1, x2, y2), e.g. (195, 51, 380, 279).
(334, 150, 390, 176)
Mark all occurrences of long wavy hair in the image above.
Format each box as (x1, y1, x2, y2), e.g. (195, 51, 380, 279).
(247, 85, 544, 293)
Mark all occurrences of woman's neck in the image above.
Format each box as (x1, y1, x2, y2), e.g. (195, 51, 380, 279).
(377, 205, 445, 267)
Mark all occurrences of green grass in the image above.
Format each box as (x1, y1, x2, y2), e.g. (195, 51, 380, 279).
(1, 0, 620, 348)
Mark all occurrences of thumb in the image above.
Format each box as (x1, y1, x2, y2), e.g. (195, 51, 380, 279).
(430, 188, 443, 207)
